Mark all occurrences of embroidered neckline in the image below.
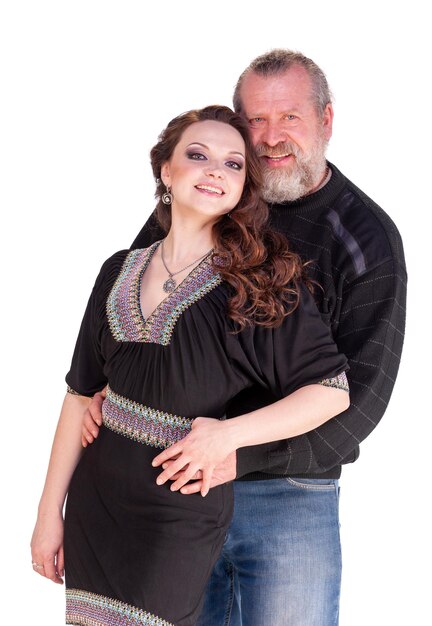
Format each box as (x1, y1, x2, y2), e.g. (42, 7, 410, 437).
(106, 242, 222, 345)
(138, 241, 213, 323)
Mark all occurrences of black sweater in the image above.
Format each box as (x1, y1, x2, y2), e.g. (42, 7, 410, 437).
(131, 162, 407, 479)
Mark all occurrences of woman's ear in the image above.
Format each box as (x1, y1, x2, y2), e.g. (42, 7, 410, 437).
(161, 162, 171, 187)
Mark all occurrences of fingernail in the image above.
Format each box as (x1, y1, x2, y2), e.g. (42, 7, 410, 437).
(170, 485, 178, 491)
(156, 478, 162, 484)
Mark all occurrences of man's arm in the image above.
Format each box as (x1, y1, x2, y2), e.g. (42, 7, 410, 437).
(236, 257, 407, 477)
(83, 230, 407, 479)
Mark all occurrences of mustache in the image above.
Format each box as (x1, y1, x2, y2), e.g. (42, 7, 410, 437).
(255, 141, 302, 158)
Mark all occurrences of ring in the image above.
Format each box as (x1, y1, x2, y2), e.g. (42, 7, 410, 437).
(32, 561, 44, 570)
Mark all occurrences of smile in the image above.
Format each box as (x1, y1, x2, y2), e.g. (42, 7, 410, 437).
(261, 154, 295, 167)
(265, 154, 292, 160)
(195, 184, 225, 195)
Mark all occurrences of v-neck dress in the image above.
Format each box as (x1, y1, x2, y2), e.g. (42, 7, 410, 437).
(63, 241, 348, 626)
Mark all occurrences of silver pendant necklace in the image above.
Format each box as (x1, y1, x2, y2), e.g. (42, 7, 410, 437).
(160, 240, 213, 293)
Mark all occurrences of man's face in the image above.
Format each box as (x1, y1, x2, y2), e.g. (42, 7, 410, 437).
(239, 65, 333, 202)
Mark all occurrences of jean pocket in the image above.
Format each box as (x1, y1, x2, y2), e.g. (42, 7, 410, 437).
(285, 477, 338, 491)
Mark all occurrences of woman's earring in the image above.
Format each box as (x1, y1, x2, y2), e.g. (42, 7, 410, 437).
(162, 186, 172, 205)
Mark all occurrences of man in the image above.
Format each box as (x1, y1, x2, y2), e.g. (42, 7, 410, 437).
(82, 50, 406, 625)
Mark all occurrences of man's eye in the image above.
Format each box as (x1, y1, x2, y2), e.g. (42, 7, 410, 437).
(249, 117, 264, 125)
(285, 114, 296, 121)
(226, 161, 243, 170)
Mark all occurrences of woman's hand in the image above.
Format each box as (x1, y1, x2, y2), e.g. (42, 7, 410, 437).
(30, 510, 64, 584)
(159, 451, 237, 494)
(152, 417, 235, 496)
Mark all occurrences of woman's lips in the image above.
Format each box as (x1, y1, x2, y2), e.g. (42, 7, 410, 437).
(195, 184, 225, 196)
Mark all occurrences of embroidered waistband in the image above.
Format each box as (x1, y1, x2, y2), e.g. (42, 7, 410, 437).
(102, 386, 193, 449)
(66, 588, 174, 626)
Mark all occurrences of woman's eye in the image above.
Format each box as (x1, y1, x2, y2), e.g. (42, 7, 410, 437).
(226, 161, 243, 170)
(187, 152, 206, 160)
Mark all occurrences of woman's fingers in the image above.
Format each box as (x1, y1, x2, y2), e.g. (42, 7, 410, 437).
(168, 467, 213, 495)
(32, 555, 63, 584)
(161, 458, 201, 480)
(162, 466, 202, 481)
(155, 454, 189, 485)
(32, 560, 45, 576)
(57, 545, 65, 577)
(200, 468, 213, 497)
(152, 441, 184, 468)
(180, 480, 203, 495)
(169, 463, 203, 492)
(43, 556, 63, 584)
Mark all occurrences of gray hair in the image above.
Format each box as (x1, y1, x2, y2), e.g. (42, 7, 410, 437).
(233, 49, 333, 117)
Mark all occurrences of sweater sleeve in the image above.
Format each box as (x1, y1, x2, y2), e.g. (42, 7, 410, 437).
(235, 257, 407, 478)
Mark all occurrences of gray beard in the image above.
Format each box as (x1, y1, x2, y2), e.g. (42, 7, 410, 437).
(257, 137, 328, 204)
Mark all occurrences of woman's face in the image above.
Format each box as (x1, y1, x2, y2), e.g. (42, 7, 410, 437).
(161, 120, 246, 223)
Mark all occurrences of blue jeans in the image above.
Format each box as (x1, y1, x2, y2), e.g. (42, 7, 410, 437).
(196, 478, 341, 626)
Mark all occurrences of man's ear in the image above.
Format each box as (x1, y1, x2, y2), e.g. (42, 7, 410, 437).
(322, 103, 334, 141)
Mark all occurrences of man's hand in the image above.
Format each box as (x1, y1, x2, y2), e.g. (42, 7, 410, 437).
(158, 450, 237, 495)
(152, 418, 237, 496)
(81, 390, 106, 447)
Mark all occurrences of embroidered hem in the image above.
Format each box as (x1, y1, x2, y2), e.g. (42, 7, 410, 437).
(66, 588, 174, 626)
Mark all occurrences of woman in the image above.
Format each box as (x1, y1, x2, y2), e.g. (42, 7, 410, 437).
(31, 105, 349, 626)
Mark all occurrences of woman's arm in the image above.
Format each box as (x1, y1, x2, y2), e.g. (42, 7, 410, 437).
(152, 383, 349, 496)
(31, 393, 91, 583)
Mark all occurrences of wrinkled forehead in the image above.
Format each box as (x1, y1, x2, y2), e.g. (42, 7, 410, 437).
(239, 66, 315, 113)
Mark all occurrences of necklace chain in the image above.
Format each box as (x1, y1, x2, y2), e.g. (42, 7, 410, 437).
(161, 240, 213, 293)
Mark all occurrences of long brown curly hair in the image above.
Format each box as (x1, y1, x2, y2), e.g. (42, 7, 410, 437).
(150, 105, 307, 329)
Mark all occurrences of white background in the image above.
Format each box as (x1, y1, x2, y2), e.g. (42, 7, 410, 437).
(1, 1, 430, 624)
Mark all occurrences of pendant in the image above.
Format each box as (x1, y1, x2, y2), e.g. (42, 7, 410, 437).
(163, 277, 176, 293)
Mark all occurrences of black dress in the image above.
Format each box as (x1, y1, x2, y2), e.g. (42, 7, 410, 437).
(64, 241, 348, 626)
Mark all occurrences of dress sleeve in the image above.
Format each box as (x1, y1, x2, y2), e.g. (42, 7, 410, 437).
(65, 251, 128, 397)
(234, 284, 349, 399)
